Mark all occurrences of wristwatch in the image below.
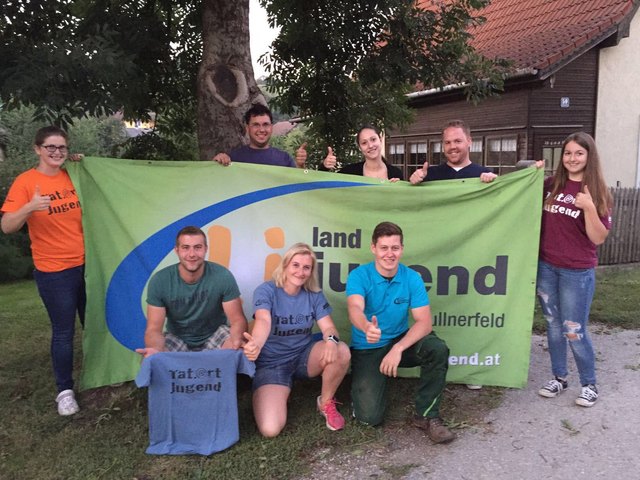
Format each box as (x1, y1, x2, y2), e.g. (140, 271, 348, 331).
(326, 334, 340, 344)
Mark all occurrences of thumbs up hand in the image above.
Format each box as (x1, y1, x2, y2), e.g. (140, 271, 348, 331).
(322, 146, 337, 170)
(410, 161, 429, 184)
(29, 185, 51, 212)
(295, 142, 308, 168)
(365, 315, 382, 344)
(575, 184, 595, 211)
(242, 331, 261, 361)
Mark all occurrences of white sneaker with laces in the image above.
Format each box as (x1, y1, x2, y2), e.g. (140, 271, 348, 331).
(575, 384, 598, 407)
(538, 377, 568, 398)
(56, 389, 80, 416)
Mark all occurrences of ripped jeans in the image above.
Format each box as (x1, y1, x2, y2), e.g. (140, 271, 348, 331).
(536, 260, 596, 386)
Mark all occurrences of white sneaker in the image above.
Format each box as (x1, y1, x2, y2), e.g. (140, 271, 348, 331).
(575, 384, 598, 407)
(538, 377, 568, 398)
(466, 384, 483, 390)
(56, 389, 80, 416)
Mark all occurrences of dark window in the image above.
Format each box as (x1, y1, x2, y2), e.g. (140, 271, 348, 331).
(542, 147, 562, 176)
(470, 138, 484, 165)
(408, 141, 427, 172)
(486, 136, 517, 175)
(388, 143, 405, 165)
(429, 140, 443, 165)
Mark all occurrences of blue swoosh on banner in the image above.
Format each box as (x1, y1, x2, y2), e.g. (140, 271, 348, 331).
(105, 180, 369, 350)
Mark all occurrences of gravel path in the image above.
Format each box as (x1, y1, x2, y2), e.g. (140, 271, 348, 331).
(302, 327, 640, 479)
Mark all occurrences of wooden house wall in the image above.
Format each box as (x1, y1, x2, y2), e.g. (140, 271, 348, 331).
(390, 47, 600, 168)
(529, 48, 599, 160)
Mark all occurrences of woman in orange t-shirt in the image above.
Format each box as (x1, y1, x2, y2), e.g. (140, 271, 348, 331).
(1, 126, 85, 416)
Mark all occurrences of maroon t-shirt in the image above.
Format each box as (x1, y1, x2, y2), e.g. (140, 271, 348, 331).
(539, 178, 612, 269)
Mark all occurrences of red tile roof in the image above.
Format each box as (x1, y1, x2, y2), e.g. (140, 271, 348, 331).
(418, 0, 637, 75)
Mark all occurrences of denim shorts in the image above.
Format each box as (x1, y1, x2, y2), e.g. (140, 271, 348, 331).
(252, 340, 318, 391)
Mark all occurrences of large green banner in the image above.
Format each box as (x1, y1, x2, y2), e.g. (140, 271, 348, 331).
(67, 158, 543, 390)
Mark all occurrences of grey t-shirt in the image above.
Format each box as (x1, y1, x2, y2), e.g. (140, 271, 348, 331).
(147, 262, 241, 347)
(252, 281, 332, 367)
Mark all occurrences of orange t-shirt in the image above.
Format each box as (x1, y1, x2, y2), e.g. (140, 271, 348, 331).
(1, 168, 84, 272)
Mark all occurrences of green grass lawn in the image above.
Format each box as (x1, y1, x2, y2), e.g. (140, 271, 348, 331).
(1, 267, 638, 479)
(0, 281, 409, 480)
(531, 265, 640, 332)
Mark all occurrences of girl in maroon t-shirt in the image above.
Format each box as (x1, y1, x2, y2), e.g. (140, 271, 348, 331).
(535, 132, 612, 408)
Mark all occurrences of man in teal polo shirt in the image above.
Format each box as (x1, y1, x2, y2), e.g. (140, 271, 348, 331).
(346, 221, 455, 444)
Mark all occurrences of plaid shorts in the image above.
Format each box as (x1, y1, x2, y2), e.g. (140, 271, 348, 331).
(164, 324, 231, 352)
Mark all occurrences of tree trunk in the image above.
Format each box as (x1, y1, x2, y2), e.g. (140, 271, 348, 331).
(197, 0, 265, 160)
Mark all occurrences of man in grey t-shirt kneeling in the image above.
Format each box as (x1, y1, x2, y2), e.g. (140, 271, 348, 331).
(136, 226, 248, 358)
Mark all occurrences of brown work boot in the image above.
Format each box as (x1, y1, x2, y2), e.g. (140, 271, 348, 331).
(411, 416, 455, 444)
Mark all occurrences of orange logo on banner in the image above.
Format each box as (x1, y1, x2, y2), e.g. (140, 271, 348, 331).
(206, 225, 286, 281)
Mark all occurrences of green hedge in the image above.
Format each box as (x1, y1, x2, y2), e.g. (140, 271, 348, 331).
(0, 106, 130, 281)
(0, 231, 33, 282)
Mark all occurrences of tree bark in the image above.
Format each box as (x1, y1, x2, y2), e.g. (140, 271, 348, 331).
(197, 0, 265, 160)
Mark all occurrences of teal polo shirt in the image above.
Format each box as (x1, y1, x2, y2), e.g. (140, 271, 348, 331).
(346, 262, 429, 350)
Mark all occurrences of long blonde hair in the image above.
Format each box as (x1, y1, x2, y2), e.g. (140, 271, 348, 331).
(545, 132, 613, 217)
(272, 243, 321, 292)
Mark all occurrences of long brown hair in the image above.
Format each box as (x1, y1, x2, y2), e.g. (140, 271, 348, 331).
(545, 132, 612, 217)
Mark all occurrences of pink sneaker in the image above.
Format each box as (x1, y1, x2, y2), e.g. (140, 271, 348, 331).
(317, 396, 345, 431)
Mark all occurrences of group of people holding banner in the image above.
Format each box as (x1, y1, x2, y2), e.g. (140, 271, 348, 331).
(133, 220, 456, 443)
(1, 104, 612, 445)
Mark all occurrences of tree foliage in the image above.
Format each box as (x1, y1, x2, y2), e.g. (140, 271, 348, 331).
(261, 0, 510, 161)
(196, 0, 264, 160)
(1, 0, 509, 162)
(0, 0, 200, 130)
(0, 105, 129, 281)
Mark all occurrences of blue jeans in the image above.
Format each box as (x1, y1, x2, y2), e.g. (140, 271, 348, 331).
(536, 260, 596, 386)
(33, 265, 86, 392)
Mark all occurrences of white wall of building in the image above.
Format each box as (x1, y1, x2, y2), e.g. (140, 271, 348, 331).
(596, 11, 640, 188)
